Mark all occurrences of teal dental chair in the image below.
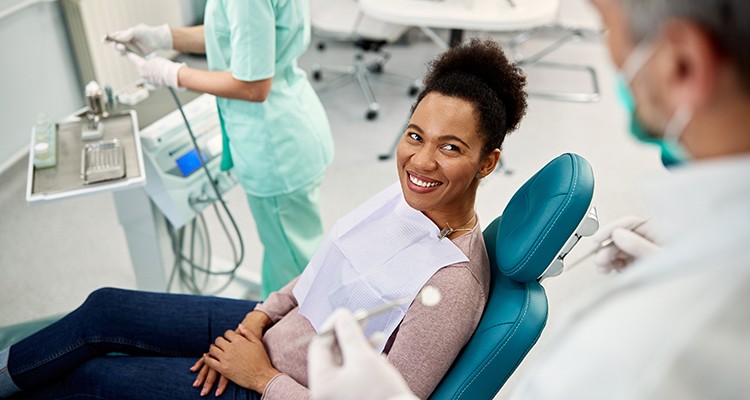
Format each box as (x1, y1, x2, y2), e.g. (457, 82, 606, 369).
(430, 153, 597, 400)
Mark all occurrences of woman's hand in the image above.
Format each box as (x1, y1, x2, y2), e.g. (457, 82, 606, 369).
(206, 324, 282, 394)
(239, 310, 272, 339)
(190, 354, 230, 396)
(189, 311, 272, 396)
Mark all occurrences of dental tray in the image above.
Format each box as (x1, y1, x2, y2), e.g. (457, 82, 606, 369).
(81, 139, 126, 184)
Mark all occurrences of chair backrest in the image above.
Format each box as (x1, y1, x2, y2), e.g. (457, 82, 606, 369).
(429, 153, 595, 400)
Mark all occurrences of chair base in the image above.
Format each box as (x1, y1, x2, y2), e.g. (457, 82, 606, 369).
(312, 49, 421, 120)
(510, 24, 603, 103)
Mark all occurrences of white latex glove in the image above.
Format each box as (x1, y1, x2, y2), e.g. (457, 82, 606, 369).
(308, 309, 417, 400)
(108, 23, 172, 55)
(123, 52, 184, 89)
(592, 216, 661, 273)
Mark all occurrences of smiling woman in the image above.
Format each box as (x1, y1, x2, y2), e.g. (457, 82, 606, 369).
(0, 38, 527, 400)
(398, 38, 527, 238)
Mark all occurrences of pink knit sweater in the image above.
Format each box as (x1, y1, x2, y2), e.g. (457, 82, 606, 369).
(254, 222, 490, 399)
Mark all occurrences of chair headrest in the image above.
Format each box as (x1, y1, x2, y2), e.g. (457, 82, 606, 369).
(495, 153, 594, 282)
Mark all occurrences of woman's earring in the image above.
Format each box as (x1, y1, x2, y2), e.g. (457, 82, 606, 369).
(476, 173, 482, 179)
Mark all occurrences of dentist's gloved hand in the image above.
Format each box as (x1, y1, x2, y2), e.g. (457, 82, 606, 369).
(593, 216, 660, 273)
(108, 23, 173, 55)
(123, 52, 184, 89)
(308, 309, 417, 400)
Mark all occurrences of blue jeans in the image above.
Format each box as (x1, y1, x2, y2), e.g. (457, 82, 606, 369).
(5, 288, 262, 399)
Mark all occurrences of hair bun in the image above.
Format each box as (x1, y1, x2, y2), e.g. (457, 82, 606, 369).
(417, 37, 528, 153)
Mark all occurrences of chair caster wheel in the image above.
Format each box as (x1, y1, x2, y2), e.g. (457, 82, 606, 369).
(408, 85, 420, 96)
(366, 110, 378, 120)
(368, 63, 384, 74)
(313, 71, 322, 81)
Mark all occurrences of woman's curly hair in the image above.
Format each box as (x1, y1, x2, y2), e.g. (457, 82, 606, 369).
(413, 37, 528, 156)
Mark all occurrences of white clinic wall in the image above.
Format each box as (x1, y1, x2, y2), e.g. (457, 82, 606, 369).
(0, 0, 83, 172)
(0, 0, 205, 173)
(66, 0, 185, 92)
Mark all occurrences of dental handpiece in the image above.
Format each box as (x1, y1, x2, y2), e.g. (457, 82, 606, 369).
(294, 286, 441, 347)
(567, 219, 650, 270)
(102, 35, 145, 58)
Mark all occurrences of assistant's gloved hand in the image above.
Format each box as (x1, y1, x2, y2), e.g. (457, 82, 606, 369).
(108, 23, 172, 55)
(122, 52, 184, 88)
(593, 216, 660, 273)
(308, 309, 417, 400)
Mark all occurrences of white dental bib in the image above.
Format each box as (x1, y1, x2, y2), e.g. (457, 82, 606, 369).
(293, 183, 469, 351)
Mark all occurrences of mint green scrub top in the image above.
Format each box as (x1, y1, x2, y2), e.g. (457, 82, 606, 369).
(204, 0, 334, 197)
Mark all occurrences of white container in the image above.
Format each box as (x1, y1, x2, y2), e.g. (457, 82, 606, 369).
(33, 113, 57, 169)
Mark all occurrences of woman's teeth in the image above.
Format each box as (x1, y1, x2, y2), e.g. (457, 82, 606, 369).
(409, 174, 441, 188)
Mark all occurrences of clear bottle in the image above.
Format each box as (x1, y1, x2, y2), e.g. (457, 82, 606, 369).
(33, 113, 57, 169)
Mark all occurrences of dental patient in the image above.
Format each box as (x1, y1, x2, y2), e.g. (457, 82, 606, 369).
(0, 38, 527, 400)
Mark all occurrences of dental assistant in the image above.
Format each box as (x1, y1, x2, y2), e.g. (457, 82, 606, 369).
(111, 0, 334, 298)
(307, 0, 750, 398)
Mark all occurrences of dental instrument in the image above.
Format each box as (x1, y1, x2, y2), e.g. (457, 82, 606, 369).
(294, 286, 441, 347)
(567, 219, 650, 270)
(102, 34, 145, 57)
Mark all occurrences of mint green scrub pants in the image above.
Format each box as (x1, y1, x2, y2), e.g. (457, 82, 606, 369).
(246, 176, 325, 299)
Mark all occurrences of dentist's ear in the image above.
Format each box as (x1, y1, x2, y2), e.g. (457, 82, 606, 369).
(660, 19, 720, 110)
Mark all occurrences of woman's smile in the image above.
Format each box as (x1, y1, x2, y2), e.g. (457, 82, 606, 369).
(407, 171, 444, 192)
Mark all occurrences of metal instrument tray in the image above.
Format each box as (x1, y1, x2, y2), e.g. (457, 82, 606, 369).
(81, 139, 126, 184)
(26, 110, 146, 203)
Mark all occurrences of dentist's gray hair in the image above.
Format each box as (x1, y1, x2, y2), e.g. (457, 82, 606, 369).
(619, 0, 750, 91)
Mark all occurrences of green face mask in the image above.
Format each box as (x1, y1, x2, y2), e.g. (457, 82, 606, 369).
(615, 41, 691, 167)
(615, 76, 687, 167)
